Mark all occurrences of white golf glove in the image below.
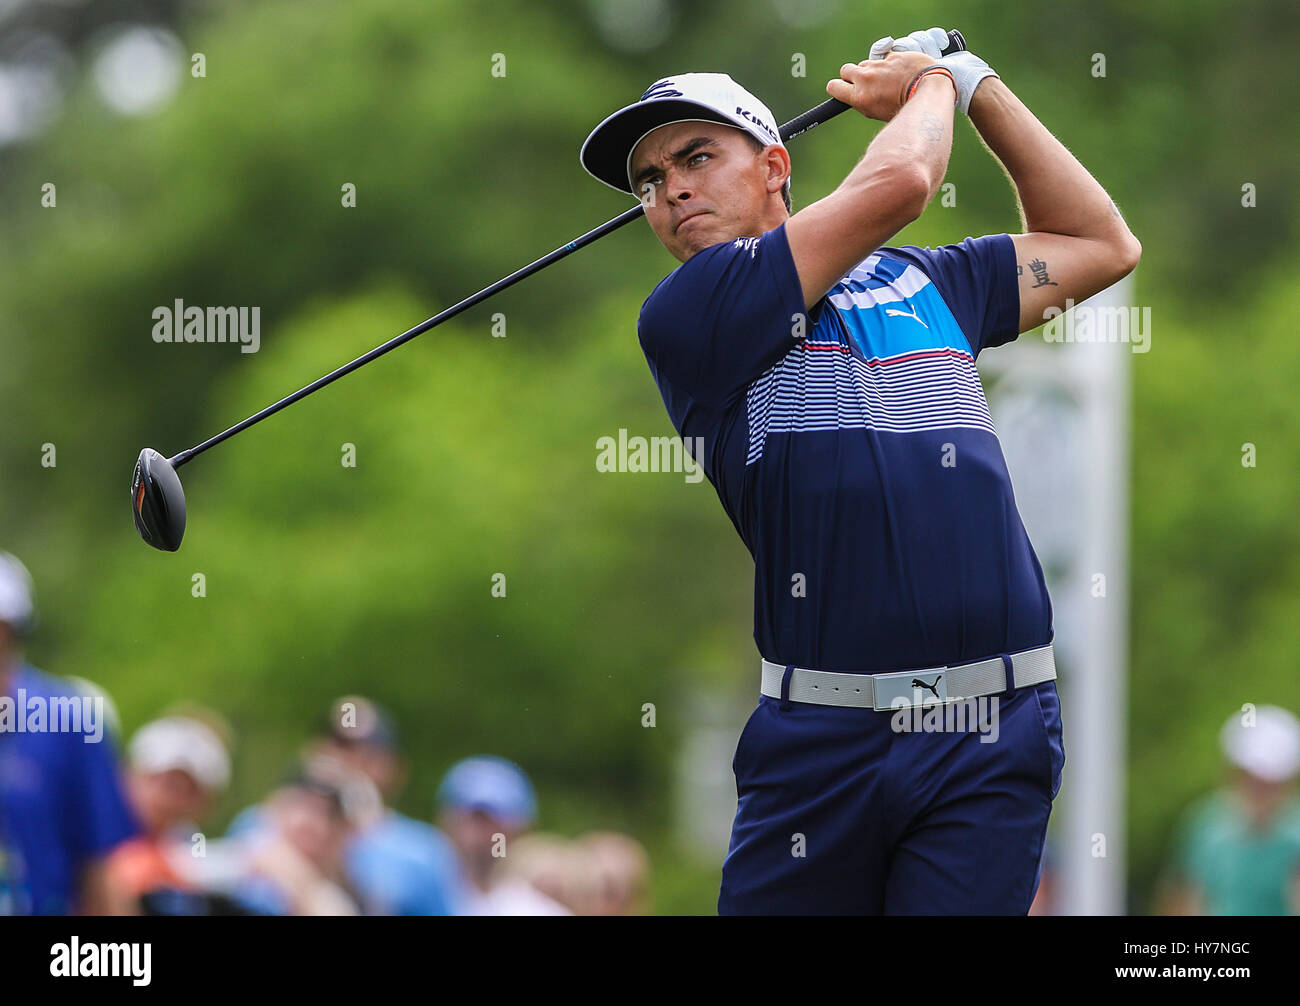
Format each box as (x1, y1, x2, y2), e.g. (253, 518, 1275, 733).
(869, 28, 999, 115)
(873, 27, 950, 60)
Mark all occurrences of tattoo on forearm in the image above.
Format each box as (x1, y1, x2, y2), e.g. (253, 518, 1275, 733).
(1109, 199, 1122, 219)
(919, 114, 944, 143)
(1022, 258, 1058, 288)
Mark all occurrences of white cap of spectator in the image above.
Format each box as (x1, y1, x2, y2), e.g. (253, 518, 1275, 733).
(129, 716, 232, 792)
(0, 551, 36, 635)
(1220, 705, 1300, 783)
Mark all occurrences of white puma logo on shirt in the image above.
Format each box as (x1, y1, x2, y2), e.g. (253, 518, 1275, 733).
(884, 304, 929, 328)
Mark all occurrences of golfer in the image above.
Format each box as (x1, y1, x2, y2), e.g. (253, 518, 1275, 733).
(580, 28, 1140, 914)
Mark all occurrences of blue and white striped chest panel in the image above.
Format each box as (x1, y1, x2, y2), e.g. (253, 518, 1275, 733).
(744, 253, 995, 465)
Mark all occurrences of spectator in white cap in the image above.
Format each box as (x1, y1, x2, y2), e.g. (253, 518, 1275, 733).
(1159, 705, 1300, 915)
(0, 551, 139, 914)
(103, 711, 232, 913)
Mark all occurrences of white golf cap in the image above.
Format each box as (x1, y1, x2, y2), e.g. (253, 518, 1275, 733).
(1220, 705, 1300, 783)
(580, 72, 785, 195)
(0, 551, 35, 633)
(129, 716, 232, 791)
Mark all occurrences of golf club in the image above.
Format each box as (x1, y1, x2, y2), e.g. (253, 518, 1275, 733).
(131, 29, 966, 551)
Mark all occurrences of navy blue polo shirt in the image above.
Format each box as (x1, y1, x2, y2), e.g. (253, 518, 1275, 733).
(637, 221, 1052, 672)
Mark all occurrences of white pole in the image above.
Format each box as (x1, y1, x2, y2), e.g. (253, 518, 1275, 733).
(984, 273, 1133, 915)
(1059, 273, 1132, 915)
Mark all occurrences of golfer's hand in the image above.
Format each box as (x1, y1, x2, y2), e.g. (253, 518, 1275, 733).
(870, 28, 999, 115)
(827, 51, 941, 122)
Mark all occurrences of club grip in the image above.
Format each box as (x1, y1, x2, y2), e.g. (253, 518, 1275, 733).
(778, 28, 966, 142)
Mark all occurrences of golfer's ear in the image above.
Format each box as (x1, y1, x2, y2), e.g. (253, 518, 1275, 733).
(764, 145, 791, 196)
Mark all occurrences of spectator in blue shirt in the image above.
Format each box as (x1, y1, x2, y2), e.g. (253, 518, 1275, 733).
(0, 551, 138, 914)
(321, 695, 463, 915)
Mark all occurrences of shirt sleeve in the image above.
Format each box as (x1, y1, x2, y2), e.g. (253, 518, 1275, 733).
(637, 221, 807, 415)
(895, 234, 1021, 357)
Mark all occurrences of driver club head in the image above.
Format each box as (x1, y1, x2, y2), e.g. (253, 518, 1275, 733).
(131, 448, 187, 551)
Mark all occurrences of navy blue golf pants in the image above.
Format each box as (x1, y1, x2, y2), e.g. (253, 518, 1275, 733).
(718, 679, 1065, 915)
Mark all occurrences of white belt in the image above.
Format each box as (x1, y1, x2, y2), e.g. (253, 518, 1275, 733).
(760, 644, 1056, 711)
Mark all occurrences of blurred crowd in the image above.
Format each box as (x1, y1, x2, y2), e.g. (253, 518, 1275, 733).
(0, 551, 649, 915)
(5, 543, 1300, 915)
(1028, 703, 1300, 915)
